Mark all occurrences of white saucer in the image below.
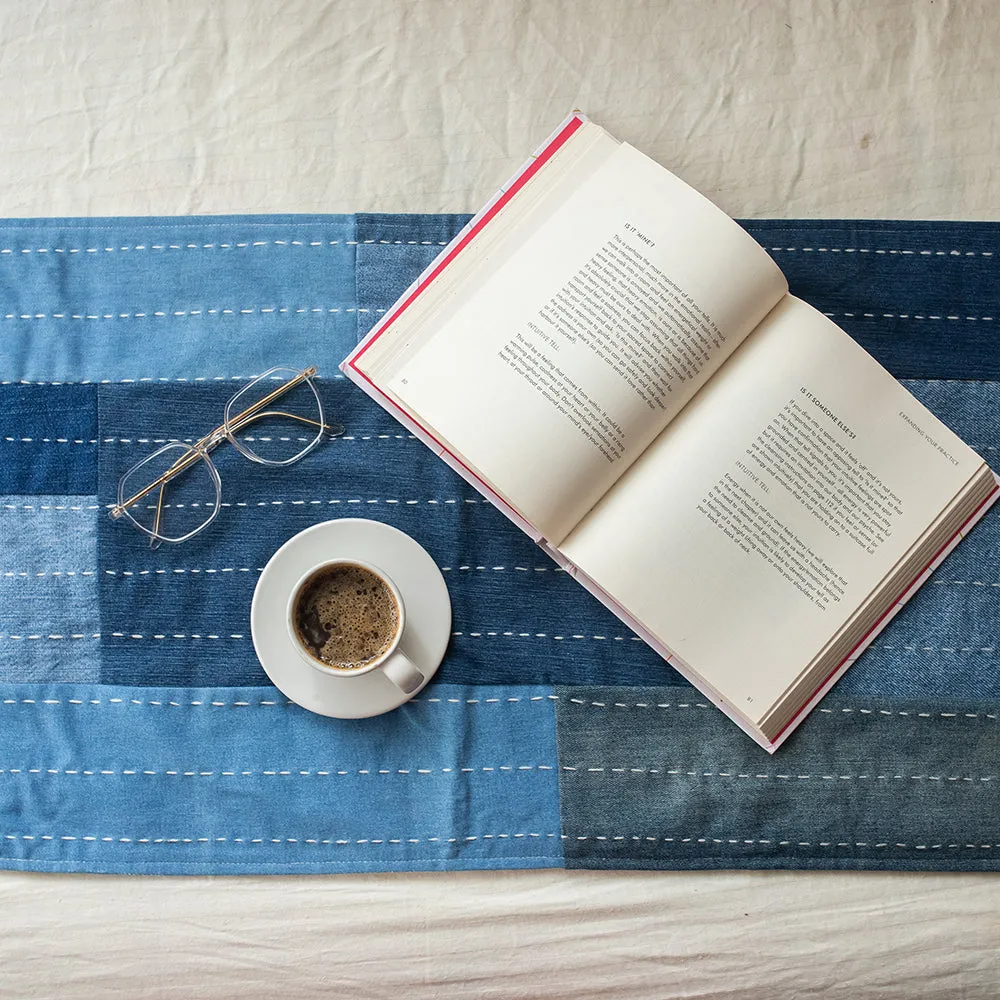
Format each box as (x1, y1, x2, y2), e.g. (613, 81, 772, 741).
(251, 519, 452, 718)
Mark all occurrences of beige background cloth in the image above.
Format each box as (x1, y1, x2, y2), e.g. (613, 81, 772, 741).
(1, 1, 998, 997)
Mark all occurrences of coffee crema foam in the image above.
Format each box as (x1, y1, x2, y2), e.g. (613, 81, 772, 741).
(293, 564, 400, 669)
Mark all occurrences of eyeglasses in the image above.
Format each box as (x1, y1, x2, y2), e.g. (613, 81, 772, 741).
(110, 365, 343, 547)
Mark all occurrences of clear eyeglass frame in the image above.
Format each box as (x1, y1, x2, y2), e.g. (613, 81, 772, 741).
(109, 365, 343, 546)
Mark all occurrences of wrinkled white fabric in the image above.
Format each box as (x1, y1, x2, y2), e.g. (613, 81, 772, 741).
(1, 1, 999, 997)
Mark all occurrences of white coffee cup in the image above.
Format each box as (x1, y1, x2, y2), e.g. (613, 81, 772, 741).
(286, 558, 424, 694)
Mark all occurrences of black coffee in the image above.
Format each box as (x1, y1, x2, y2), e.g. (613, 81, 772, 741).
(293, 564, 400, 669)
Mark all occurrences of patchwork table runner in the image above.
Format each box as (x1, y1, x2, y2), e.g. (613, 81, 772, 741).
(1, 214, 997, 874)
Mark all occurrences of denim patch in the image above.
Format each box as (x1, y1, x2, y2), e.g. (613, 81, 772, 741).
(0, 683, 561, 875)
(743, 220, 1000, 379)
(96, 378, 680, 688)
(354, 213, 471, 339)
(0, 495, 99, 682)
(0, 216, 358, 383)
(556, 685, 1000, 871)
(0, 385, 97, 494)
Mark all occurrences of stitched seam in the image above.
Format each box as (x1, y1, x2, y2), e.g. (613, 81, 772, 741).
(822, 312, 994, 321)
(0, 696, 991, 719)
(2, 565, 564, 576)
(2, 571, 98, 577)
(1, 375, 344, 385)
(0, 634, 101, 641)
(2, 498, 487, 512)
(0, 434, 420, 445)
(767, 247, 994, 257)
(1, 831, 993, 850)
(0, 695, 558, 707)
(2, 307, 384, 320)
(452, 631, 644, 641)
(128, 498, 484, 509)
(879, 645, 998, 653)
(0, 765, 556, 777)
(560, 700, 999, 720)
(899, 378, 1000, 385)
(568, 835, 997, 850)
(561, 767, 996, 781)
(1, 831, 558, 845)
(2, 504, 99, 511)
(0, 239, 449, 255)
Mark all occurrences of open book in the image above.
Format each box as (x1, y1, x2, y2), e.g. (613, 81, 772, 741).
(342, 115, 999, 751)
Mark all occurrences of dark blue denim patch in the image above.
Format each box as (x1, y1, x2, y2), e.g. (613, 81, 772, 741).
(742, 220, 1000, 380)
(555, 685, 1000, 871)
(0, 384, 97, 494)
(97, 378, 682, 688)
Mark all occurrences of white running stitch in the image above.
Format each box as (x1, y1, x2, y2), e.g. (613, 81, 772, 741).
(3, 504, 99, 511)
(101, 568, 263, 576)
(822, 312, 994, 322)
(440, 565, 564, 573)
(0, 633, 100, 641)
(0, 375, 343, 385)
(767, 246, 994, 257)
(2, 571, 97, 577)
(1, 765, 556, 778)
(931, 579, 1000, 587)
(880, 645, 998, 653)
(95, 564, 559, 575)
(4, 498, 485, 512)
(0, 695, 559, 708)
(0, 239, 449, 255)
(451, 631, 643, 641)
(0, 831, 557, 846)
(567, 834, 996, 849)
(1, 306, 385, 321)
(899, 377, 1000, 385)
(2, 437, 96, 445)
(0, 694, 989, 719)
(564, 698, 710, 709)
(106, 633, 249, 640)
(100, 433, 417, 445)
(563, 767, 996, 782)
(131, 497, 485, 510)
(817, 707, 998, 720)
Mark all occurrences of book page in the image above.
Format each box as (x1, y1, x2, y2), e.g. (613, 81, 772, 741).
(389, 142, 787, 543)
(560, 296, 986, 722)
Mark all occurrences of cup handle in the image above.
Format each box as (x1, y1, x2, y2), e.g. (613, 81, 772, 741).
(382, 650, 424, 694)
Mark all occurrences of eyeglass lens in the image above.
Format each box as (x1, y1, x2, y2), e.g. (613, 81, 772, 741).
(117, 441, 222, 544)
(224, 367, 328, 467)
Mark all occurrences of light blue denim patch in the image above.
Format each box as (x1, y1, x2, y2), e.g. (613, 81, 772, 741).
(0, 683, 561, 874)
(0, 216, 358, 383)
(0, 495, 99, 682)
